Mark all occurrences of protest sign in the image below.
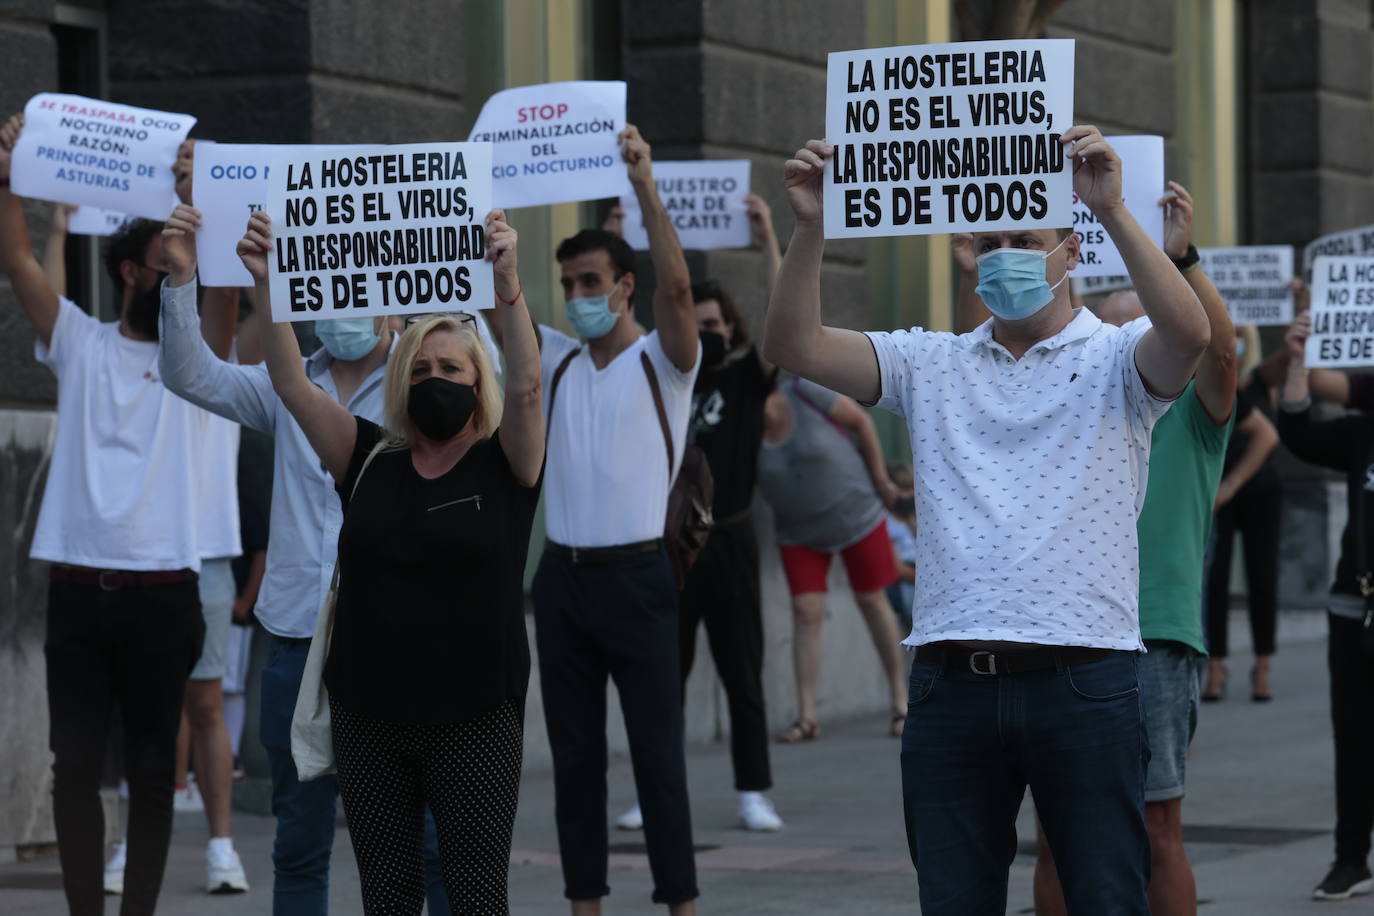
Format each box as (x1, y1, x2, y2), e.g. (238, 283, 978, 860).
(1069, 135, 1163, 277)
(265, 142, 494, 323)
(468, 80, 631, 208)
(1198, 245, 1294, 326)
(1306, 257, 1374, 368)
(1072, 274, 1132, 298)
(823, 39, 1074, 239)
(620, 160, 751, 251)
(195, 142, 348, 287)
(10, 93, 194, 220)
(1302, 224, 1374, 278)
(68, 206, 132, 236)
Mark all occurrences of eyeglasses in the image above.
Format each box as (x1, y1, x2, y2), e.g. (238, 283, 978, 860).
(404, 312, 477, 328)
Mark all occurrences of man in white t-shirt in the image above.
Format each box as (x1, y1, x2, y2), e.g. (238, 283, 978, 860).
(0, 114, 215, 916)
(761, 128, 1211, 915)
(532, 125, 701, 915)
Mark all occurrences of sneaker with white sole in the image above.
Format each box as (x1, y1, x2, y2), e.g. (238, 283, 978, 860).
(1313, 863, 1373, 900)
(206, 839, 250, 894)
(614, 803, 643, 831)
(738, 793, 784, 832)
(173, 779, 204, 813)
(103, 840, 126, 895)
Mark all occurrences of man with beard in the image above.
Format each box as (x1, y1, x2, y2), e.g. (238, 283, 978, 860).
(0, 113, 215, 916)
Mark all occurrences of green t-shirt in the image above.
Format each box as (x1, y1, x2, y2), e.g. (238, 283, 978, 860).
(1136, 381, 1235, 653)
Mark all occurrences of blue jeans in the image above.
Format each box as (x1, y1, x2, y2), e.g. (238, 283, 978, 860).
(900, 649, 1149, 916)
(261, 638, 452, 916)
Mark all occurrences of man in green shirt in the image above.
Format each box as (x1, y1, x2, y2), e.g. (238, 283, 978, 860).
(1034, 182, 1238, 916)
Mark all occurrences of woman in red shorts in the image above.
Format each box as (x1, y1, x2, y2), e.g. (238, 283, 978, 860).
(758, 377, 909, 740)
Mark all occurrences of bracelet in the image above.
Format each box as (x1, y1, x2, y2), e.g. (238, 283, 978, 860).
(1171, 243, 1200, 274)
(495, 280, 521, 306)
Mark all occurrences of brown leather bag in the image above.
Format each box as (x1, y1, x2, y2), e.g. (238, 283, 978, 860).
(546, 345, 714, 589)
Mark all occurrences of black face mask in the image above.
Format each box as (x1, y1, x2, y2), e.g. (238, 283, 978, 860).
(126, 273, 168, 340)
(699, 330, 728, 369)
(407, 377, 477, 442)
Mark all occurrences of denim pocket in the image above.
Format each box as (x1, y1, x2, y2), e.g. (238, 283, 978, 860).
(907, 662, 940, 706)
(1066, 656, 1140, 702)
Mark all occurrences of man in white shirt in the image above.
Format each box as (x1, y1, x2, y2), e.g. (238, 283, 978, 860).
(532, 125, 702, 915)
(762, 127, 1211, 916)
(0, 115, 213, 916)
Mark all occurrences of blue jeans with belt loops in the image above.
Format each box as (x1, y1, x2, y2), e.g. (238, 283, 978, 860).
(900, 648, 1150, 916)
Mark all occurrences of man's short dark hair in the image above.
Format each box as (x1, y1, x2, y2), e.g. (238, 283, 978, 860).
(103, 219, 164, 291)
(555, 228, 636, 280)
(692, 280, 749, 348)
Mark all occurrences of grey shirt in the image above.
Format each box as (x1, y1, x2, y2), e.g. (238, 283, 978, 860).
(756, 378, 885, 552)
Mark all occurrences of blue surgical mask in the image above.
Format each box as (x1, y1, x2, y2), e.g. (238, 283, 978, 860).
(315, 317, 380, 361)
(1235, 337, 1246, 359)
(565, 293, 620, 340)
(974, 235, 1070, 321)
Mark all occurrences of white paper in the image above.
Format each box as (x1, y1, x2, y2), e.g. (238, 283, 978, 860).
(265, 143, 494, 323)
(67, 206, 132, 236)
(620, 160, 751, 251)
(1068, 135, 1164, 277)
(194, 142, 346, 287)
(1302, 223, 1374, 277)
(1198, 245, 1294, 327)
(823, 39, 1075, 239)
(10, 93, 195, 220)
(1306, 256, 1374, 368)
(468, 80, 631, 208)
(1072, 274, 1133, 297)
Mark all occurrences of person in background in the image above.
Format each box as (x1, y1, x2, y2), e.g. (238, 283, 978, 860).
(884, 460, 917, 633)
(756, 376, 909, 743)
(1276, 311, 1374, 902)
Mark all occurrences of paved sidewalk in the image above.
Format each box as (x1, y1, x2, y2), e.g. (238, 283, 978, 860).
(0, 610, 1353, 914)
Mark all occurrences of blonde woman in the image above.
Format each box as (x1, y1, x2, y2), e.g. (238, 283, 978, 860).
(236, 209, 543, 915)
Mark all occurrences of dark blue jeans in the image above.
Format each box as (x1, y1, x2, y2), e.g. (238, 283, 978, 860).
(261, 638, 451, 916)
(900, 649, 1149, 916)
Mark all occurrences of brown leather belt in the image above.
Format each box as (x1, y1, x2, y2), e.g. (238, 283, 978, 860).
(50, 565, 197, 591)
(914, 644, 1121, 676)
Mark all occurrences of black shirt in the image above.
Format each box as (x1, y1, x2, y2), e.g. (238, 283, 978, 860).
(1223, 374, 1279, 486)
(325, 417, 541, 724)
(688, 347, 776, 519)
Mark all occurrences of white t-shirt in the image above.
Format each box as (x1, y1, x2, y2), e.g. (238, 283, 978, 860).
(30, 298, 207, 571)
(540, 326, 700, 547)
(865, 309, 1170, 650)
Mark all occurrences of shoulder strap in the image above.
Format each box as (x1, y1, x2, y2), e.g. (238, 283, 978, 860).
(329, 440, 387, 592)
(640, 351, 674, 477)
(791, 376, 855, 442)
(546, 346, 582, 429)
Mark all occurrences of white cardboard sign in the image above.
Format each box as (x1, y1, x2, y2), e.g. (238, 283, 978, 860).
(823, 39, 1075, 239)
(1072, 274, 1133, 297)
(468, 80, 631, 208)
(1198, 245, 1294, 327)
(10, 93, 195, 220)
(1306, 256, 1374, 368)
(68, 206, 132, 236)
(620, 160, 751, 251)
(265, 143, 494, 323)
(1069, 135, 1164, 277)
(1302, 224, 1374, 278)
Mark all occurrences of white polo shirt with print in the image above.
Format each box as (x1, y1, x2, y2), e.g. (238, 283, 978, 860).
(865, 309, 1169, 651)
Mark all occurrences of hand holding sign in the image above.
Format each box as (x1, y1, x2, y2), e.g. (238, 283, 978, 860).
(162, 203, 202, 286)
(1288, 311, 1312, 362)
(1159, 180, 1194, 260)
(484, 209, 520, 303)
(1064, 125, 1123, 217)
(746, 192, 776, 246)
(174, 140, 195, 205)
(0, 113, 22, 182)
(784, 139, 834, 225)
(236, 211, 272, 285)
(619, 124, 653, 189)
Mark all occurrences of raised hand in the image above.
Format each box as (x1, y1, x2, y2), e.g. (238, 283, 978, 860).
(951, 232, 976, 274)
(52, 203, 75, 235)
(619, 124, 654, 188)
(1061, 125, 1123, 217)
(174, 139, 196, 205)
(746, 192, 776, 246)
(783, 139, 833, 225)
(484, 209, 520, 303)
(162, 203, 202, 284)
(1290, 276, 1310, 315)
(0, 113, 24, 182)
(1285, 310, 1312, 362)
(601, 204, 626, 239)
(236, 211, 273, 284)
(1159, 180, 1194, 259)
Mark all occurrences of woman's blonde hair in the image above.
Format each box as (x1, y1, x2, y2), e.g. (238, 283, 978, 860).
(382, 314, 502, 447)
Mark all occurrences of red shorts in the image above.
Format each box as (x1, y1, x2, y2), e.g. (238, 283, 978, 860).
(779, 520, 898, 595)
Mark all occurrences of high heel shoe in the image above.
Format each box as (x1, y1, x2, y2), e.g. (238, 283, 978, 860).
(1202, 662, 1227, 702)
(1251, 665, 1273, 703)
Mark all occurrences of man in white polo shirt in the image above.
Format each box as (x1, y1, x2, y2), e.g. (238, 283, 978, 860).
(762, 127, 1210, 916)
(533, 124, 701, 915)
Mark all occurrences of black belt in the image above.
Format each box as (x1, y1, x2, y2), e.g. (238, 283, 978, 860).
(914, 644, 1120, 676)
(273, 635, 312, 647)
(546, 539, 662, 565)
(50, 565, 197, 591)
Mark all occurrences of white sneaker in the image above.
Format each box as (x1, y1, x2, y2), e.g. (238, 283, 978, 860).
(206, 839, 249, 894)
(738, 793, 784, 832)
(614, 803, 643, 831)
(103, 840, 126, 895)
(173, 779, 204, 813)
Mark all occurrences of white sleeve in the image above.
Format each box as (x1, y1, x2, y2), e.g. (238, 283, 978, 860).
(863, 328, 928, 417)
(1119, 316, 1174, 431)
(34, 297, 99, 374)
(645, 330, 699, 394)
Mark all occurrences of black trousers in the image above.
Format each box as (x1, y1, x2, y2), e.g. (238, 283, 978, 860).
(532, 547, 698, 905)
(44, 578, 203, 916)
(1205, 476, 1282, 657)
(1328, 613, 1374, 867)
(679, 515, 772, 791)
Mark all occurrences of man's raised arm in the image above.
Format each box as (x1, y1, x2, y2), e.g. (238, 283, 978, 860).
(762, 139, 881, 404)
(0, 114, 60, 347)
(620, 124, 697, 372)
